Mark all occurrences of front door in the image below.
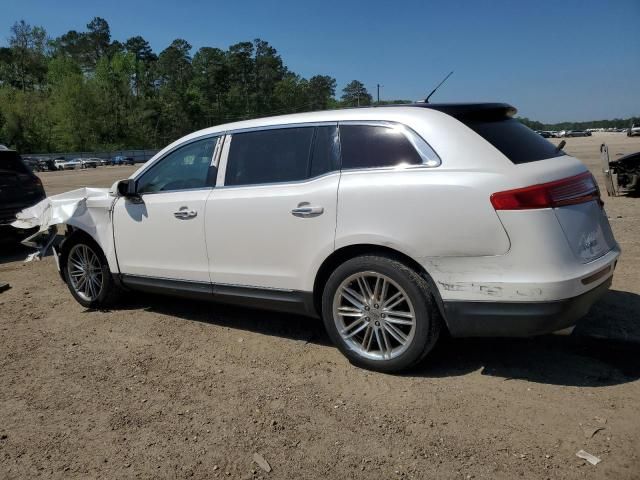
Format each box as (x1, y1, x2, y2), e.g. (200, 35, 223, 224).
(113, 136, 220, 282)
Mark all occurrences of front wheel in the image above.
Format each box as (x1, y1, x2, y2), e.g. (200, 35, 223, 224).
(63, 236, 120, 309)
(322, 255, 441, 373)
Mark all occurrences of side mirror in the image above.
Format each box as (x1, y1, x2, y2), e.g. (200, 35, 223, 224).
(116, 179, 138, 198)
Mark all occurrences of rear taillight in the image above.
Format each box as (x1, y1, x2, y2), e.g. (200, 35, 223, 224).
(491, 172, 601, 210)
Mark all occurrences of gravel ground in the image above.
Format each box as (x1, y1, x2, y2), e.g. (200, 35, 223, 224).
(1, 134, 639, 479)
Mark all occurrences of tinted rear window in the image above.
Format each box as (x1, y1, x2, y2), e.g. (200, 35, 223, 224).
(464, 118, 566, 164)
(0, 151, 30, 173)
(340, 125, 423, 169)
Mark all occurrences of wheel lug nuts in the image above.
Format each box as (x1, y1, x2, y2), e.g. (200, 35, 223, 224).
(381, 313, 386, 318)
(365, 317, 369, 321)
(375, 321, 380, 326)
(364, 306, 370, 311)
(374, 304, 379, 309)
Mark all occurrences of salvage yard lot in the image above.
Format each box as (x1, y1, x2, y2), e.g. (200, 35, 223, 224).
(1, 134, 639, 479)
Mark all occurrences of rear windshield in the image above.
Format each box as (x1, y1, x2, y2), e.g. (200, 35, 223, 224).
(0, 151, 30, 173)
(463, 118, 566, 164)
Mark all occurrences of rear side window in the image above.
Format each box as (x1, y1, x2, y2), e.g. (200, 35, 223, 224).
(0, 151, 30, 174)
(464, 118, 566, 164)
(339, 125, 422, 169)
(225, 126, 339, 186)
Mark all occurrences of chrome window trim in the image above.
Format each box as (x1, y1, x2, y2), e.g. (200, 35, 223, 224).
(338, 120, 441, 168)
(133, 134, 222, 195)
(215, 170, 340, 190)
(225, 121, 338, 135)
(134, 186, 215, 197)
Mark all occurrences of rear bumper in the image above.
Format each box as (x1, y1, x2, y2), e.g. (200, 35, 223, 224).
(443, 275, 612, 337)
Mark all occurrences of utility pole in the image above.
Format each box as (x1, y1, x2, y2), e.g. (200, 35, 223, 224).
(377, 84, 382, 104)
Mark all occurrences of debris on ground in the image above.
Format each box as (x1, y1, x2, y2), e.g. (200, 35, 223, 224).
(0, 283, 10, 293)
(252, 452, 272, 472)
(576, 449, 601, 465)
(581, 424, 605, 439)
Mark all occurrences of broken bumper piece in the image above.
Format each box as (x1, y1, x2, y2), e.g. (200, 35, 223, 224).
(10, 187, 112, 261)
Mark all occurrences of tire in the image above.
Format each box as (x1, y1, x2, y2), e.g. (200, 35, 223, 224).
(321, 255, 440, 373)
(62, 234, 121, 309)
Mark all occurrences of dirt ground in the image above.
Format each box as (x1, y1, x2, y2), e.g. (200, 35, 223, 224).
(1, 134, 639, 479)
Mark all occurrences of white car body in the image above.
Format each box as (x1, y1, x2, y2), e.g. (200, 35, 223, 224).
(19, 103, 619, 340)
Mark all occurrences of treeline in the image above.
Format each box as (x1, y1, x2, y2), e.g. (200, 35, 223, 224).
(0, 18, 386, 153)
(518, 116, 639, 131)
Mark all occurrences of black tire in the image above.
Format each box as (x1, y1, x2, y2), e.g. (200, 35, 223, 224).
(321, 255, 440, 373)
(61, 233, 121, 309)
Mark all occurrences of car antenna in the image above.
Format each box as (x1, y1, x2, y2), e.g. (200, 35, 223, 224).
(422, 71, 454, 103)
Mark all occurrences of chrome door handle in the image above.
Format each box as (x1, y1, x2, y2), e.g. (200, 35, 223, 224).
(174, 207, 197, 219)
(291, 205, 324, 217)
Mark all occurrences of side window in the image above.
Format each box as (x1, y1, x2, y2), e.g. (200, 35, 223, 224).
(339, 124, 423, 170)
(225, 127, 314, 186)
(310, 125, 340, 177)
(137, 137, 218, 194)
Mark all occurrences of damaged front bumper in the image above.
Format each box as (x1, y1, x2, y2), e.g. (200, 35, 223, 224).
(10, 187, 113, 262)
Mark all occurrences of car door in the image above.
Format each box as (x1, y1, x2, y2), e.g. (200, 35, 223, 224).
(206, 124, 340, 292)
(112, 135, 221, 283)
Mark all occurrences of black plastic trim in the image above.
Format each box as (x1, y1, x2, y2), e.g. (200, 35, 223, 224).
(119, 275, 318, 317)
(442, 276, 612, 337)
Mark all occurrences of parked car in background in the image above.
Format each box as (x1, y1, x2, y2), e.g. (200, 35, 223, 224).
(1, 148, 46, 243)
(628, 124, 640, 137)
(64, 159, 84, 170)
(80, 158, 99, 168)
(53, 159, 67, 170)
(563, 130, 590, 137)
(38, 102, 620, 372)
(111, 155, 135, 165)
(21, 157, 45, 172)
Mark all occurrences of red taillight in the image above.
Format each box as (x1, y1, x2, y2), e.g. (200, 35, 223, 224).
(491, 172, 601, 210)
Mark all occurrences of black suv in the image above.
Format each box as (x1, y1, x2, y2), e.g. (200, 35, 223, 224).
(0, 148, 46, 242)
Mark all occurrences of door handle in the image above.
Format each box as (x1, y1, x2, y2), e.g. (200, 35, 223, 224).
(174, 207, 197, 219)
(291, 204, 324, 217)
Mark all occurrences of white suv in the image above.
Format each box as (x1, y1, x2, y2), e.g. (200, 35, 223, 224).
(53, 103, 619, 372)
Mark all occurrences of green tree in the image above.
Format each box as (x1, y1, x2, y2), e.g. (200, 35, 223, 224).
(341, 80, 372, 107)
(4, 20, 48, 91)
(308, 75, 336, 110)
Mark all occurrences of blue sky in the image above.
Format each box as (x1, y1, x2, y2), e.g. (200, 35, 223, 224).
(2, 0, 639, 122)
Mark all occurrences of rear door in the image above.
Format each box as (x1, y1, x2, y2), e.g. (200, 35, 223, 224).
(206, 124, 340, 291)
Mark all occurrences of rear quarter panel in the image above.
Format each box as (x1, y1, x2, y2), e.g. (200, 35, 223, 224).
(335, 167, 511, 259)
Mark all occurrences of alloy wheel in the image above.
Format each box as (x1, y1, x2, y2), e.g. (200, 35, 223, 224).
(332, 271, 416, 361)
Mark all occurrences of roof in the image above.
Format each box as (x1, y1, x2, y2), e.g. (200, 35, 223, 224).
(196, 102, 517, 135)
(404, 102, 517, 119)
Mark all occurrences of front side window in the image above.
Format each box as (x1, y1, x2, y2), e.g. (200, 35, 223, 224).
(137, 137, 218, 194)
(339, 124, 426, 170)
(225, 127, 315, 186)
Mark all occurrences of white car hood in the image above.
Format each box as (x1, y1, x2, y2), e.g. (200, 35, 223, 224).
(12, 187, 113, 232)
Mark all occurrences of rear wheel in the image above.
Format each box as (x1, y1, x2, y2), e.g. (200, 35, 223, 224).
(322, 255, 440, 372)
(63, 236, 120, 309)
